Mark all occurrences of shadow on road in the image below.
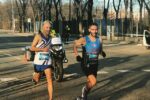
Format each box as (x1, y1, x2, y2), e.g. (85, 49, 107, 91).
(1, 52, 150, 100)
(0, 36, 34, 43)
(89, 63, 150, 100)
(63, 62, 84, 82)
(98, 55, 138, 69)
(0, 35, 34, 49)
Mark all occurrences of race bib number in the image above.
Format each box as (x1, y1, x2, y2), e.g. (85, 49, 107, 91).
(38, 52, 49, 60)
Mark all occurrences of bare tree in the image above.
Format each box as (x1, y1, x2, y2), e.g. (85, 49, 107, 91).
(113, 0, 122, 36)
(45, 0, 53, 20)
(53, 0, 64, 33)
(15, 0, 28, 32)
(103, 0, 110, 20)
(30, 0, 38, 32)
(103, 0, 110, 36)
(0, 1, 12, 29)
(53, 0, 63, 22)
(87, 0, 93, 24)
(73, 0, 87, 33)
(69, 0, 72, 21)
(0, 2, 2, 29)
(72, 0, 94, 34)
(124, 0, 129, 34)
(129, 0, 133, 34)
(144, 0, 150, 26)
(30, 0, 53, 32)
(137, 0, 144, 34)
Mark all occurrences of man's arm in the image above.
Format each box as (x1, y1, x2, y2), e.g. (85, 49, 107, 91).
(30, 34, 48, 52)
(99, 37, 106, 58)
(73, 37, 85, 57)
(73, 37, 85, 62)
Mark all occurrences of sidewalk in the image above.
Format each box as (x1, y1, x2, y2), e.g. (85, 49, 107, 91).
(8, 32, 35, 37)
(1, 32, 136, 46)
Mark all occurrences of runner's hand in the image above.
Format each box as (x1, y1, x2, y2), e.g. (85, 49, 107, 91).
(42, 48, 49, 52)
(101, 50, 106, 58)
(76, 55, 82, 62)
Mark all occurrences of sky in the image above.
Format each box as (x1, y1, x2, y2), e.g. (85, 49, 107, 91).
(0, 0, 6, 3)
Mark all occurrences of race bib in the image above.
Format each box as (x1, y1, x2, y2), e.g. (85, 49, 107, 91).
(89, 54, 98, 59)
(38, 52, 49, 60)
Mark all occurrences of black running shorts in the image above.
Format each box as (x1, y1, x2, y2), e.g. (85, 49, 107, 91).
(81, 61, 98, 77)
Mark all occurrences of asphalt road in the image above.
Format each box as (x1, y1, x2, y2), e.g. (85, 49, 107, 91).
(0, 33, 150, 100)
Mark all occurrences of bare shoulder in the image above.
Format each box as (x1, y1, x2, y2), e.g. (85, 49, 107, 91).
(32, 34, 41, 43)
(76, 37, 85, 43)
(35, 34, 41, 39)
(74, 37, 86, 46)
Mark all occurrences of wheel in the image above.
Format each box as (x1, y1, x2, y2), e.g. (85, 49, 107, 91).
(53, 60, 63, 82)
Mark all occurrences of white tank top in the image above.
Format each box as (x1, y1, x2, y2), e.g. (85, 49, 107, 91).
(33, 34, 52, 65)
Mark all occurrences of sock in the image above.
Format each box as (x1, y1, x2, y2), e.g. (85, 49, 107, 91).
(81, 85, 89, 98)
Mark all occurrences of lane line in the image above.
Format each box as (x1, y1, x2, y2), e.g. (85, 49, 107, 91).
(64, 73, 79, 78)
(1, 69, 150, 82)
(0, 77, 19, 82)
(4, 54, 12, 56)
(116, 70, 130, 72)
(142, 69, 150, 72)
(97, 70, 109, 74)
(3, 53, 22, 60)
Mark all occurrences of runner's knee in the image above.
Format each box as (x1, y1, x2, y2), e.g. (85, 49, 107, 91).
(88, 75, 97, 87)
(90, 79, 96, 87)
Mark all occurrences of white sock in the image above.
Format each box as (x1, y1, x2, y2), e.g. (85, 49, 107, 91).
(81, 86, 88, 97)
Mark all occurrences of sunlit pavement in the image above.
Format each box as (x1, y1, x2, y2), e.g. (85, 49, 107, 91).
(0, 33, 150, 100)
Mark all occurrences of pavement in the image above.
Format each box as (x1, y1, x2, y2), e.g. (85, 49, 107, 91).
(0, 32, 135, 48)
(1, 32, 148, 100)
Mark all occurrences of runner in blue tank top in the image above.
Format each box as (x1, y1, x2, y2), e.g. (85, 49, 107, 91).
(74, 22, 106, 100)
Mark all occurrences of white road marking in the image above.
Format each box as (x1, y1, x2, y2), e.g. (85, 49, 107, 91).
(104, 44, 119, 47)
(142, 69, 150, 72)
(97, 70, 109, 74)
(3, 53, 22, 60)
(0, 51, 4, 53)
(4, 54, 12, 56)
(13, 56, 22, 60)
(0, 69, 150, 82)
(137, 44, 142, 46)
(0, 77, 19, 82)
(63, 69, 150, 77)
(64, 73, 79, 78)
(117, 70, 130, 72)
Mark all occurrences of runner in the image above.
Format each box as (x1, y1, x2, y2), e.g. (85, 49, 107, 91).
(74, 22, 106, 100)
(30, 20, 53, 100)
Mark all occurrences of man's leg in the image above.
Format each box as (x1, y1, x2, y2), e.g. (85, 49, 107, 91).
(32, 72, 40, 83)
(87, 74, 97, 89)
(44, 68, 53, 100)
(81, 74, 97, 99)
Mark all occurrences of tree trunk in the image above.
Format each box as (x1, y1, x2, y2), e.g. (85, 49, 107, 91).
(139, 6, 143, 34)
(124, 0, 128, 34)
(130, 0, 133, 34)
(88, 0, 93, 24)
(149, 13, 150, 26)
(113, 0, 121, 39)
(69, 0, 71, 21)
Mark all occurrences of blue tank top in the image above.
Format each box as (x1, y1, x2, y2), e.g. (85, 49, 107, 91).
(84, 36, 101, 59)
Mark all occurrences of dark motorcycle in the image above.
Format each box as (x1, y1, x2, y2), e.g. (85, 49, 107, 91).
(50, 36, 68, 82)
